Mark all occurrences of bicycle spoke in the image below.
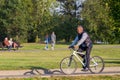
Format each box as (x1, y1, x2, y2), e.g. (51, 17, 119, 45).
(89, 56, 104, 73)
(60, 57, 77, 74)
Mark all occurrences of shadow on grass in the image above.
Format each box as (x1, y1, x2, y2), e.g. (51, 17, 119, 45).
(24, 66, 61, 75)
(104, 59, 120, 64)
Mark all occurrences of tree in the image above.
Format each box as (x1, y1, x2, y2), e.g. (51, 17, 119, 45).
(81, 0, 114, 43)
(27, 0, 56, 42)
(107, 0, 120, 43)
(0, 0, 28, 42)
(0, 0, 56, 42)
(54, 0, 81, 42)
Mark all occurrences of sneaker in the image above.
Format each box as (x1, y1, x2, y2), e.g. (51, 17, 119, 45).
(51, 47, 54, 50)
(44, 47, 49, 50)
(81, 68, 89, 71)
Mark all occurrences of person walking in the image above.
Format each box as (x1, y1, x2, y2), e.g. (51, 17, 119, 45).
(44, 34, 51, 50)
(51, 32, 56, 50)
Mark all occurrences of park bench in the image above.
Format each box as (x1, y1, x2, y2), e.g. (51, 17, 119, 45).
(0, 41, 22, 51)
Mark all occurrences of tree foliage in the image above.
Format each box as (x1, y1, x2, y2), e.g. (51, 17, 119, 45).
(107, 0, 120, 43)
(80, 0, 119, 43)
(0, 0, 119, 44)
(0, 0, 55, 42)
(53, 0, 81, 42)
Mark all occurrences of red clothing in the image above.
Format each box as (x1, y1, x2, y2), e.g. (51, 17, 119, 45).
(4, 40, 10, 46)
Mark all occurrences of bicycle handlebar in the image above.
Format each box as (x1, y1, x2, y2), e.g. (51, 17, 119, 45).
(69, 46, 76, 51)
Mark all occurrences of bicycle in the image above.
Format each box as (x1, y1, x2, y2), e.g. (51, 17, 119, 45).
(60, 47, 105, 74)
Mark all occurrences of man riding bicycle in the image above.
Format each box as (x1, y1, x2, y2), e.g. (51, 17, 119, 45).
(69, 25, 93, 71)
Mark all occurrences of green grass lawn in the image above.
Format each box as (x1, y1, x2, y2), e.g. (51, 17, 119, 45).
(0, 75, 120, 80)
(0, 43, 119, 70)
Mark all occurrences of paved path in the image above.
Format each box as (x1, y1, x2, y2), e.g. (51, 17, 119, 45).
(0, 67, 119, 78)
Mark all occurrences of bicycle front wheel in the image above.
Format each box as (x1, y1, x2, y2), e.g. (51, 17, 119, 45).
(89, 56, 105, 74)
(60, 56, 77, 74)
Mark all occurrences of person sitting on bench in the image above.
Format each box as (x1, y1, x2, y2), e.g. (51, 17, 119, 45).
(9, 38, 18, 49)
(3, 37, 12, 50)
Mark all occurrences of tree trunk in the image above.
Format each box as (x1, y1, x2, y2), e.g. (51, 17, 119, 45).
(65, 36, 70, 42)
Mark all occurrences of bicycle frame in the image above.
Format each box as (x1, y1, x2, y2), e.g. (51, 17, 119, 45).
(72, 50, 99, 67)
(71, 50, 86, 67)
(90, 58, 98, 67)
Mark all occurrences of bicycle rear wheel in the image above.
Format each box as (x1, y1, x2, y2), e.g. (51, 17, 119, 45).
(89, 56, 105, 74)
(60, 56, 77, 74)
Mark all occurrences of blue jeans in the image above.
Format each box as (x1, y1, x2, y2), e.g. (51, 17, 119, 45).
(8, 45, 12, 50)
(45, 40, 49, 49)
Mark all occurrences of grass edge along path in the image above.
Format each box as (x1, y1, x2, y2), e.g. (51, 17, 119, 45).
(0, 75, 119, 80)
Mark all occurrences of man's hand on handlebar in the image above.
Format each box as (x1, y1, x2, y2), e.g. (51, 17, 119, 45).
(74, 45, 79, 49)
(68, 46, 74, 48)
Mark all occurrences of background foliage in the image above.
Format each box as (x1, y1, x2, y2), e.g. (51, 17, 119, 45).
(0, 0, 119, 44)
